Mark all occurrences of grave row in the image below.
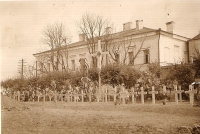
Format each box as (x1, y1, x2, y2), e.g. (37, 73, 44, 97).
(10, 85, 197, 105)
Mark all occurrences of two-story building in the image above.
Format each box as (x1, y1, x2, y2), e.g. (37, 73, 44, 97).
(33, 20, 189, 74)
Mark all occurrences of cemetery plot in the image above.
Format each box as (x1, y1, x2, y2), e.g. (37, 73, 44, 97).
(7, 84, 200, 107)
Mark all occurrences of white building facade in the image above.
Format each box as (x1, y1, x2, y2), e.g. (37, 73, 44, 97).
(33, 21, 189, 74)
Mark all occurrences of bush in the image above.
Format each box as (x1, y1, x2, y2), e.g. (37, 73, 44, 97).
(101, 63, 141, 88)
(160, 64, 195, 90)
(101, 64, 123, 87)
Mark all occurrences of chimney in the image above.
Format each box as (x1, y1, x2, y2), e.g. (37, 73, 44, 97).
(123, 22, 133, 31)
(166, 21, 175, 33)
(136, 20, 143, 30)
(79, 33, 87, 42)
(105, 27, 112, 34)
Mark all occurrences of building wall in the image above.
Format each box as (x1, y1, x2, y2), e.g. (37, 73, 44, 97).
(133, 34, 159, 65)
(68, 46, 90, 71)
(188, 39, 200, 63)
(35, 32, 189, 74)
(159, 34, 188, 66)
(105, 33, 159, 66)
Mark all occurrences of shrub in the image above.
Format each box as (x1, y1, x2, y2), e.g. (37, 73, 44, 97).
(101, 63, 141, 88)
(119, 66, 141, 89)
(160, 64, 195, 90)
(101, 63, 122, 87)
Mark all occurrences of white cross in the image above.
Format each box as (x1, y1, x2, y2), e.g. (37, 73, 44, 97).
(91, 40, 109, 93)
(91, 40, 109, 70)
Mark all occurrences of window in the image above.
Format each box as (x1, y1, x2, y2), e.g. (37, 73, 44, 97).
(92, 56, 97, 68)
(71, 60, 75, 70)
(102, 42, 108, 52)
(184, 51, 188, 63)
(128, 52, 134, 64)
(174, 45, 180, 62)
(144, 50, 150, 64)
(39, 62, 44, 72)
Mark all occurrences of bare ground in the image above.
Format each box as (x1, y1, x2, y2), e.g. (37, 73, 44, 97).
(1, 95, 200, 134)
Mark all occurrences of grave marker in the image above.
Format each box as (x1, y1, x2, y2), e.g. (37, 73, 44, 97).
(54, 90, 57, 102)
(101, 85, 107, 102)
(138, 87, 147, 104)
(149, 86, 158, 104)
(73, 92, 79, 103)
(48, 90, 54, 102)
(163, 86, 167, 95)
(88, 92, 92, 103)
(43, 90, 46, 102)
(104, 88, 108, 102)
(174, 85, 178, 104)
(17, 91, 20, 101)
(21, 91, 25, 102)
(185, 85, 196, 106)
(107, 85, 114, 102)
(177, 86, 184, 102)
(120, 91, 129, 104)
(31, 90, 35, 102)
(95, 92, 101, 102)
(79, 90, 84, 102)
(60, 91, 64, 102)
(130, 87, 137, 104)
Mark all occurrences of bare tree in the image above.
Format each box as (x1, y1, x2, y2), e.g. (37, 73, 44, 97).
(77, 13, 112, 54)
(107, 35, 146, 65)
(193, 44, 200, 78)
(77, 13, 147, 67)
(40, 22, 71, 72)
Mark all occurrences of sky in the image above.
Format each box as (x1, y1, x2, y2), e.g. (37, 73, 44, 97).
(0, 0, 200, 81)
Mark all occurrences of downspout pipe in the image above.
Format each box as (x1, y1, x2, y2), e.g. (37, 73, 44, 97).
(158, 28, 161, 66)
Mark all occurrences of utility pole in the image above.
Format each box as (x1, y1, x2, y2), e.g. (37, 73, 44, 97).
(18, 59, 26, 79)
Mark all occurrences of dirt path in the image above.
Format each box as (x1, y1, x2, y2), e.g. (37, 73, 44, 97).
(1, 95, 200, 134)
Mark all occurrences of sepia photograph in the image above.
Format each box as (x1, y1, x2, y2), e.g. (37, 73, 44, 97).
(1, 0, 200, 133)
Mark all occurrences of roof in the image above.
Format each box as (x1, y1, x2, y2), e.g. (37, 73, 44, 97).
(112, 27, 157, 38)
(191, 34, 200, 40)
(33, 27, 189, 56)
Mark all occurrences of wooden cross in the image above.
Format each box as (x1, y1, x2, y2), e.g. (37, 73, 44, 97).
(138, 87, 147, 104)
(88, 91, 92, 103)
(91, 40, 109, 93)
(31, 90, 35, 102)
(163, 85, 167, 95)
(185, 85, 196, 106)
(104, 88, 108, 102)
(174, 85, 179, 104)
(78, 90, 84, 102)
(73, 92, 79, 103)
(47, 90, 54, 102)
(59, 90, 64, 102)
(106, 85, 114, 102)
(42, 90, 46, 102)
(64, 91, 71, 102)
(130, 87, 137, 104)
(149, 86, 158, 104)
(119, 91, 127, 104)
(17, 91, 20, 101)
(25, 90, 30, 102)
(21, 91, 25, 102)
(176, 86, 184, 102)
(94, 91, 101, 102)
(54, 90, 57, 102)
(109, 87, 118, 103)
